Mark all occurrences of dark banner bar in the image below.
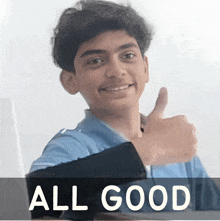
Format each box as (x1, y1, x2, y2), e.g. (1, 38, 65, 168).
(1, 178, 220, 220)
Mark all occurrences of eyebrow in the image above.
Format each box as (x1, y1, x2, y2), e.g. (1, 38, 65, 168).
(117, 43, 138, 51)
(80, 49, 106, 58)
(80, 43, 138, 58)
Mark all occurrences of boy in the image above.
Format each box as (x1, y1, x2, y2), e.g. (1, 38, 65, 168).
(27, 0, 220, 219)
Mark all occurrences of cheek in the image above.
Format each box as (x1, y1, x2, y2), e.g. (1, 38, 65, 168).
(136, 65, 148, 82)
(78, 86, 95, 106)
(83, 78, 100, 91)
(77, 77, 99, 100)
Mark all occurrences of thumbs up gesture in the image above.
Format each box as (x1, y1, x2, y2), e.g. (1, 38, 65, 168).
(132, 87, 197, 166)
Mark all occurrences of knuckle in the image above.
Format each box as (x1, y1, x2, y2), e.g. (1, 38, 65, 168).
(189, 123, 196, 131)
(189, 131, 198, 144)
(184, 148, 196, 162)
(171, 115, 188, 126)
(178, 115, 188, 121)
(193, 139, 198, 146)
(186, 143, 197, 154)
(186, 124, 197, 139)
(191, 145, 197, 155)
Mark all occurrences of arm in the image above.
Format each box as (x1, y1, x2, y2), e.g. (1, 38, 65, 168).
(26, 142, 146, 219)
(27, 142, 146, 179)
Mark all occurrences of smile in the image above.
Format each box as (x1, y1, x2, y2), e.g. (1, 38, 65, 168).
(101, 84, 133, 91)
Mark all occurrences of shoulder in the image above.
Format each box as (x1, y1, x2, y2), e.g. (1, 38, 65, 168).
(29, 128, 101, 173)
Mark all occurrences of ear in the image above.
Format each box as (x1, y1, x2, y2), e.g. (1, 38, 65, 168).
(60, 70, 79, 95)
(143, 55, 149, 83)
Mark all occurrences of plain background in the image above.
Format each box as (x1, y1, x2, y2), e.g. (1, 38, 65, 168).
(0, 0, 220, 176)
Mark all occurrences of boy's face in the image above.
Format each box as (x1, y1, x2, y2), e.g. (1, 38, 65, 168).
(62, 30, 149, 113)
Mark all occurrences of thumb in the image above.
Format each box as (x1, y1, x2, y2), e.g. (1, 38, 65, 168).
(151, 87, 168, 118)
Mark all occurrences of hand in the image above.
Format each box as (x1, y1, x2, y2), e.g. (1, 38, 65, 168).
(132, 87, 197, 166)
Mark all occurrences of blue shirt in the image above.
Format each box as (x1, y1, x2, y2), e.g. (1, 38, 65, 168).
(30, 110, 208, 179)
(28, 110, 220, 219)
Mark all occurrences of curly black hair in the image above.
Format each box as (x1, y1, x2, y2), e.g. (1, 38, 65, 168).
(52, 0, 153, 72)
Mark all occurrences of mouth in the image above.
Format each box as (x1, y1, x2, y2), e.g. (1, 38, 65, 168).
(100, 84, 134, 92)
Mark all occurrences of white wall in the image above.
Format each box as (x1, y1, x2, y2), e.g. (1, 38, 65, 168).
(0, 0, 220, 176)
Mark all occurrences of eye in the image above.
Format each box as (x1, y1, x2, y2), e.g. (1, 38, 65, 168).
(87, 58, 103, 65)
(123, 52, 135, 59)
(84, 56, 106, 69)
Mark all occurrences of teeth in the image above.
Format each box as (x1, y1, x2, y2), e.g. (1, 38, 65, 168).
(105, 85, 130, 91)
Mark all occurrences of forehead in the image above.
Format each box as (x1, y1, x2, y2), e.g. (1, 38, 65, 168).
(75, 30, 140, 59)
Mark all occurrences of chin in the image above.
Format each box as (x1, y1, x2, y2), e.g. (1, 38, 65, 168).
(101, 99, 139, 112)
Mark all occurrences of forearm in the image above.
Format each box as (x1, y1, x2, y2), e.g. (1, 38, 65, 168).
(27, 142, 145, 179)
(26, 142, 146, 219)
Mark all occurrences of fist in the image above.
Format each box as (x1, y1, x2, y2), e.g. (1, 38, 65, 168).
(133, 88, 197, 166)
(144, 115, 197, 165)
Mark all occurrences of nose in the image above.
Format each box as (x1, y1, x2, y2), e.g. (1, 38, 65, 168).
(105, 58, 126, 78)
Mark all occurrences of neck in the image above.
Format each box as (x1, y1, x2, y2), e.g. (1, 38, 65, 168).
(90, 105, 142, 140)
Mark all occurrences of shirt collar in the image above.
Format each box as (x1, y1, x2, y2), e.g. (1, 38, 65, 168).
(76, 109, 129, 146)
(85, 109, 129, 140)
(83, 109, 146, 140)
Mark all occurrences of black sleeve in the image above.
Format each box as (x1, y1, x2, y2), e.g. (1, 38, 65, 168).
(26, 142, 146, 218)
